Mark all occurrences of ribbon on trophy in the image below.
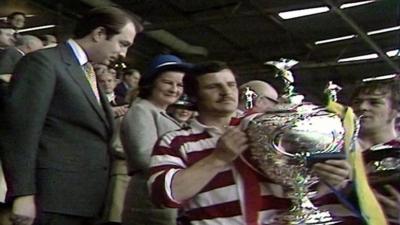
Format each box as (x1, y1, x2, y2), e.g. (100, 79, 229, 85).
(324, 83, 388, 225)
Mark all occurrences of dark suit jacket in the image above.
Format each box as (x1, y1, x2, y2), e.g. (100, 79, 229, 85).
(0, 42, 114, 217)
(114, 82, 129, 99)
(0, 47, 24, 74)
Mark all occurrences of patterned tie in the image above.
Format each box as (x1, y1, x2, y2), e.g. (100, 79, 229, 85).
(83, 62, 101, 104)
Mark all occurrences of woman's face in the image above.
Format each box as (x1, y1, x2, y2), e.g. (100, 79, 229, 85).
(149, 71, 184, 109)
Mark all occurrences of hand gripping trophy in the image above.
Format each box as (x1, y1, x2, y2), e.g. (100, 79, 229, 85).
(241, 59, 346, 225)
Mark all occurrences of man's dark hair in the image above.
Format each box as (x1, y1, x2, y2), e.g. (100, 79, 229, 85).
(183, 61, 231, 100)
(73, 7, 143, 39)
(351, 76, 400, 111)
(123, 68, 140, 77)
(7, 12, 26, 21)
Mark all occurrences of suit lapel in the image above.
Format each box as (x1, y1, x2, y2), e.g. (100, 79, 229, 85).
(59, 43, 110, 128)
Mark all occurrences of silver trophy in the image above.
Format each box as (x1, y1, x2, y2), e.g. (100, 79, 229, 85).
(243, 59, 345, 224)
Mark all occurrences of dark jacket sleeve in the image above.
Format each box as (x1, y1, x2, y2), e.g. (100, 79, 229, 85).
(0, 51, 56, 197)
(0, 48, 23, 74)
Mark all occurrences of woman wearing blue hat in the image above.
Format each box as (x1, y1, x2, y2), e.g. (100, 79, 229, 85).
(120, 54, 192, 225)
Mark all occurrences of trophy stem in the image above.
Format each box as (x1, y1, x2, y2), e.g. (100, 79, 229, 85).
(274, 158, 339, 225)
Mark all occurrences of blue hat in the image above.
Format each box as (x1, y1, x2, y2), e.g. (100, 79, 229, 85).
(140, 54, 193, 86)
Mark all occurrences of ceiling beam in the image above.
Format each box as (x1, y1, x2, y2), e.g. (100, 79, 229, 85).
(297, 57, 400, 69)
(143, 9, 275, 31)
(79, 0, 208, 56)
(163, 0, 264, 63)
(247, 0, 315, 52)
(324, 0, 400, 73)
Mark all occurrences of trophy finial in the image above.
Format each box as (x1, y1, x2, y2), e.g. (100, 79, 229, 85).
(265, 58, 303, 105)
(242, 86, 258, 110)
(324, 81, 342, 102)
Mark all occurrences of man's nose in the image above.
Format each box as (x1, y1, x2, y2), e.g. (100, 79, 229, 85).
(170, 83, 180, 92)
(220, 85, 231, 95)
(119, 48, 128, 58)
(356, 101, 371, 112)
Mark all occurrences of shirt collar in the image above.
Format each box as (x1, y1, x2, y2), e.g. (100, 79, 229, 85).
(189, 116, 242, 136)
(67, 39, 88, 66)
(15, 47, 25, 56)
(106, 93, 115, 102)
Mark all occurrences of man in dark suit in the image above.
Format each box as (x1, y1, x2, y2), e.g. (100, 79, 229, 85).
(0, 22, 15, 88)
(0, 35, 43, 75)
(114, 68, 141, 100)
(97, 66, 126, 107)
(97, 66, 129, 119)
(0, 7, 142, 225)
(0, 22, 15, 50)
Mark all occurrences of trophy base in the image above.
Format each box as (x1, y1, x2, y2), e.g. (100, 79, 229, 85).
(270, 210, 341, 225)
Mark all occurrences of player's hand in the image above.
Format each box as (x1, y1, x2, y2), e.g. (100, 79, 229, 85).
(213, 127, 248, 165)
(10, 195, 36, 225)
(313, 159, 352, 187)
(374, 185, 400, 220)
(112, 105, 129, 118)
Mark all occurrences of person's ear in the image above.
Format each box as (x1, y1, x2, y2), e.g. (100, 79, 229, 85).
(26, 43, 32, 52)
(92, 26, 107, 42)
(254, 97, 263, 107)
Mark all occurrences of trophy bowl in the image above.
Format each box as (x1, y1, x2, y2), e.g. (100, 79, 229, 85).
(242, 103, 345, 225)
